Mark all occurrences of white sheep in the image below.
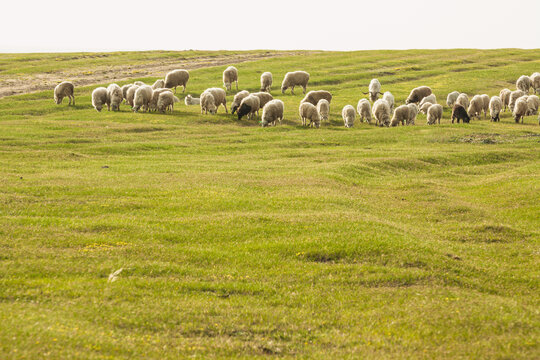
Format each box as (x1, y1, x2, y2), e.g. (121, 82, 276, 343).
(260, 72, 273, 92)
(237, 95, 260, 120)
(516, 75, 532, 93)
(200, 91, 216, 114)
(107, 83, 123, 111)
(281, 71, 310, 94)
(467, 95, 484, 120)
(480, 94, 490, 118)
(299, 102, 321, 128)
(489, 96, 502, 122)
(317, 99, 330, 122)
(390, 105, 410, 127)
(132, 85, 153, 113)
(91, 87, 108, 112)
(372, 99, 391, 127)
(157, 92, 178, 113)
(455, 93, 469, 109)
(418, 94, 437, 110)
(133, 81, 146, 86)
(301, 90, 332, 106)
(426, 104, 443, 125)
(342, 105, 356, 128)
(121, 84, 132, 103)
(223, 66, 238, 91)
(499, 88, 511, 112)
(406, 103, 419, 125)
(184, 94, 200, 105)
(149, 88, 173, 111)
(526, 95, 539, 115)
(446, 91, 460, 107)
(252, 92, 274, 109)
(152, 79, 165, 90)
(530, 72, 540, 94)
(405, 86, 432, 104)
(419, 102, 433, 114)
(509, 90, 526, 112)
(164, 69, 189, 93)
(201, 88, 228, 113)
(261, 99, 284, 127)
(54, 81, 75, 105)
(356, 99, 372, 123)
(126, 85, 139, 107)
(513, 97, 529, 123)
(231, 90, 250, 114)
(382, 91, 394, 112)
(364, 79, 383, 102)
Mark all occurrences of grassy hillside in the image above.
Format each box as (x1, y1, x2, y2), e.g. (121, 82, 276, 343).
(0, 49, 539, 359)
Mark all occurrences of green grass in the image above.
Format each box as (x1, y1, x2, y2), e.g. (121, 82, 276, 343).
(0, 49, 539, 359)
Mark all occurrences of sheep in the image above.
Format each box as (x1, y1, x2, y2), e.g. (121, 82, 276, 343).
(184, 94, 200, 105)
(121, 84, 132, 103)
(526, 95, 540, 115)
(363, 79, 383, 102)
(405, 86, 432, 104)
(516, 75, 532, 94)
(530, 72, 540, 94)
(231, 90, 250, 114)
(133, 81, 146, 86)
(260, 72, 273, 92)
(509, 90, 526, 112)
(446, 91, 460, 107)
(261, 99, 284, 127)
(418, 94, 437, 111)
(451, 104, 470, 123)
(200, 91, 216, 114)
(382, 91, 394, 112)
(152, 79, 165, 89)
(356, 99, 372, 123)
(390, 105, 410, 127)
(513, 97, 529, 123)
(299, 102, 321, 128)
(489, 96, 502, 122)
(91, 87, 108, 112)
(237, 94, 260, 120)
(406, 104, 419, 125)
(467, 95, 484, 120)
(372, 99, 391, 127)
(157, 91, 178, 113)
(132, 85, 153, 112)
(149, 88, 173, 111)
(499, 88, 511, 111)
(419, 102, 433, 114)
(426, 104, 443, 125)
(223, 66, 238, 91)
(317, 99, 330, 122)
(342, 105, 355, 128)
(54, 81, 75, 105)
(107, 83, 123, 111)
(455, 93, 469, 109)
(281, 71, 310, 94)
(126, 85, 139, 107)
(164, 69, 189, 93)
(202, 88, 228, 113)
(300, 90, 332, 106)
(252, 92, 274, 109)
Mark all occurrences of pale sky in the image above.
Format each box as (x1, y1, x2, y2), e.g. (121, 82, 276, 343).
(2, 0, 539, 52)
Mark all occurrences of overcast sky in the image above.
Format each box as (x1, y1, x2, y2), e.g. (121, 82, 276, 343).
(2, 0, 539, 52)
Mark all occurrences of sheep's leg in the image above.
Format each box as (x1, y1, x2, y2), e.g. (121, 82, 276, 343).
(291, 86, 295, 95)
(183, 85, 186, 93)
(223, 103, 228, 114)
(235, 80, 238, 90)
(302, 86, 306, 94)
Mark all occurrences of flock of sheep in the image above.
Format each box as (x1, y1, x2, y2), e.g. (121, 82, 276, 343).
(53, 66, 540, 127)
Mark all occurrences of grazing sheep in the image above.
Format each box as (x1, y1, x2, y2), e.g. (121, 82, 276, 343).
(406, 104, 419, 125)
(260, 72, 273, 92)
(231, 90, 250, 114)
(317, 99, 330, 122)
(299, 102, 321, 128)
(252, 92, 274, 109)
(54, 81, 75, 105)
(157, 92, 178, 113)
(480, 94, 490, 118)
(152, 79, 165, 90)
(107, 83, 123, 111)
(513, 97, 529, 123)
(133, 81, 146, 86)
(132, 85, 153, 113)
(418, 94, 437, 110)
(301, 90, 332, 106)
(364, 79, 383, 102)
(223, 66, 238, 91)
(446, 91, 460, 107)
(467, 95, 484, 120)
(342, 105, 356, 128)
(356, 99, 372, 123)
(516, 75, 532, 93)
(121, 84, 132, 103)
(455, 93, 470, 109)
(91, 87, 108, 112)
(382, 91, 394, 112)
(526, 95, 540, 115)
(451, 104, 470, 123)
(281, 71, 310, 94)
(184, 94, 200, 105)
(499, 88, 511, 111)
(202, 88, 228, 113)
(149, 88, 173, 111)
(200, 91, 217, 114)
(426, 104, 443, 125)
(390, 105, 410, 127)
(372, 99, 391, 127)
(237, 94, 260, 120)
(530, 72, 540, 94)
(164, 69, 189, 93)
(261, 99, 284, 127)
(509, 90, 526, 112)
(126, 85, 139, 107)
(489, 96, 502, 122)
(419, 102, 433, 114)
(405, 86, 432, 104)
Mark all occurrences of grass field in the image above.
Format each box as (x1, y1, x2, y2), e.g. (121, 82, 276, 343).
(0, 49, 539, 359)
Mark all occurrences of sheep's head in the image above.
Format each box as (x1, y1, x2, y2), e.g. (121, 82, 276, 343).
(95, 104, 103, 112)
(54, 95, 62, 104)
(132, 105, 140, 113)
(281, 86, 287, 94)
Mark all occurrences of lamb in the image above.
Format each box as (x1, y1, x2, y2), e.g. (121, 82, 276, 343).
(261, 99, 284, 127)
(132, 85, 153, 113)
(372, 99, 391, 127)
(201, 88, 228, 113)
(467, 95, 484, 120)
(300, 90, 332, 106)
(446, 91, 460, 107)
(237, 94, 260, 120)
(260, 72, 273, 92)
(252, 92, 274, 108)
(107, 83, 123, 111)
(418, 93, 436, 110)
(407, 104, 419, 125)
(164, 69, 189, 93)
(509, 90, 526, 112)
(149, 88, 173, 111)
(184, 94, 200, 105)
(231, 90, 250, 114)
(513, 97, 529, 123)
(489, 96, 502, 122)
(426, 104, 443, 125)
(455, 93, 469, 109)
(390, 105, 410, 126)
(152, 79, 165, 89)
(223, 66, 238, 91)
(54, 81, 75, 105)
(317, 99, 330, 122)
(405, 86, 432, 104)
(121, 84, 132, 103)
(342, 105, 356, 128)
(200, 91, 217, 114)
(382, 91, 394, 112)
(299, 102, 321, 128)
(499, 88, 511, 111)
(281, 71, 310, 94)
(91, 87, 108, 112)
(364, 79, 383, 102)
(356, 99, 372, 123)
(480, 94, 490, 118)
(126, 85, 139, 107)
(530, 72, 540, 94)
(157, 92, 177, 113)
(451, 104, 470, 123)
(526, 95, 540, 115)
(516, 75, 532, 93)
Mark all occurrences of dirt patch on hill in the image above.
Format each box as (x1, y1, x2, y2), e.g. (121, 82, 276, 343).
(0, 51, 312, 98)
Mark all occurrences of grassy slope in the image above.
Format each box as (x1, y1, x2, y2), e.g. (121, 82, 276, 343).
(0, 49, 539, 359)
